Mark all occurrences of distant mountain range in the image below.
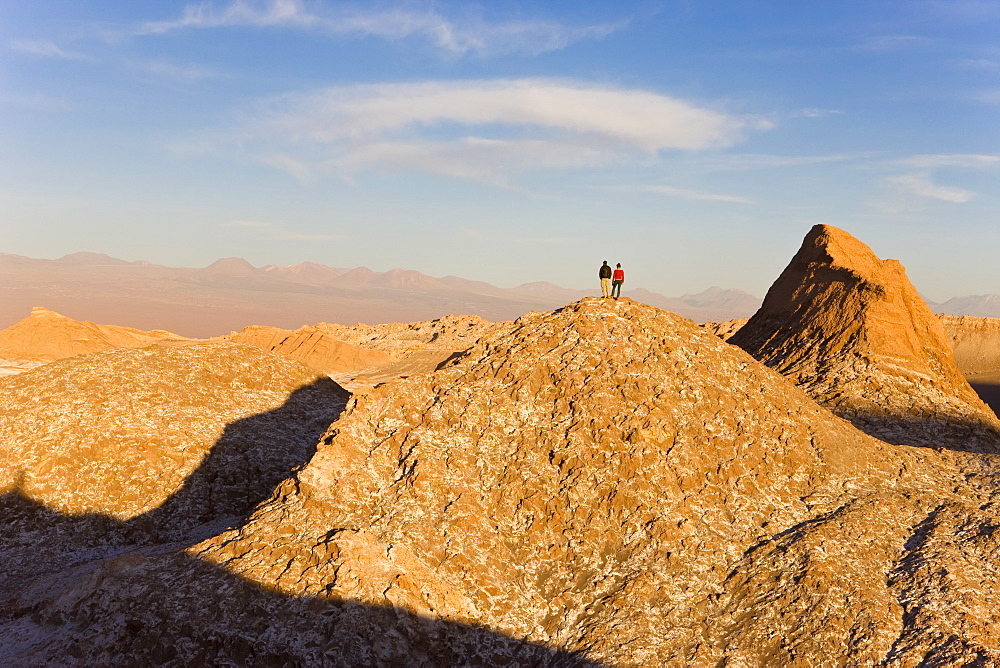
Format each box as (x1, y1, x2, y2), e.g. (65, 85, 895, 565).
(0, 252, 771, 337)
(930, 295, 1000, 319)
(2, 253, 766, 336)
(3, 252, 995, 338)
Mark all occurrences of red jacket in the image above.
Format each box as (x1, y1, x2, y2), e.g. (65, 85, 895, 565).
(612, 269, 624, 281)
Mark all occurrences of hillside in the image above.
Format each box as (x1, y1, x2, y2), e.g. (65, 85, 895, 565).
(3, 234, 1000, 663)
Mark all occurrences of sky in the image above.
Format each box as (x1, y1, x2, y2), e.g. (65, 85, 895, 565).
(2, 0, 999, 300)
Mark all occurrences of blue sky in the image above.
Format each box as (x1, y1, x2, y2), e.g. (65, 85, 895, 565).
(2, 0, 998, 300)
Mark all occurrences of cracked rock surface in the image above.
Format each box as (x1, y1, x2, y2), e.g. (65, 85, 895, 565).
(730, 223, 1000, 451)
(3, 243, 1000, 663)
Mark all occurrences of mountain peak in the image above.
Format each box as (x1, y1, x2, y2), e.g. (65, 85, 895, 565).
(200, 257, 259, 275)
(731, 224, 999, 447)
(57, 252, 131, 266)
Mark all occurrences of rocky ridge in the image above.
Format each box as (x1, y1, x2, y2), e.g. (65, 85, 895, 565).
(317, 314, 507, 353)
(3, 236, 1000, 663)
(0, 306, 187, 365)
(183, 297, 1000, 664)
(224, 324, 393, 375)
(0, 343, 345, 525)
(730, 224, 1000, 449)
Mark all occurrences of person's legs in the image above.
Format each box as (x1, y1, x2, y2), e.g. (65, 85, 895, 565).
(612, 279, 622, 298)
(601, 277, 611, 297)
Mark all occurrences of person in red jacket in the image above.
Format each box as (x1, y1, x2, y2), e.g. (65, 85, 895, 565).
(611, 263, 624, 299)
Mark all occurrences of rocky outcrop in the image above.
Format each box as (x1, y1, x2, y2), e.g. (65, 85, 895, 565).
(4, 297, 1000, 663)
(187, 298, 994, 663)
(0, 306, 187, 364)
(0, 342, 345, 531)
(225, 324, 392, 374)
(701, 316, 748, 341)
(318, 314, 506, 353)
(730, 224, 1000, 449)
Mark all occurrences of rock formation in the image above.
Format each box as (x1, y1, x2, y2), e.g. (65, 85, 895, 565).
(0, 342, 345, 527)
(190, 299, 994, 662)
(730, 224, 1000, 449)
(4, 295, 1000, 663)
(318, 314, 505, 353)
(0, 306, 187, 364)
(700, 316, 748, 341)
(225, 324, 392, 375)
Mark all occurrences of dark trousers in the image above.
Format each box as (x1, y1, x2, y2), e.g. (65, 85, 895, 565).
(611, 280, 623, 298)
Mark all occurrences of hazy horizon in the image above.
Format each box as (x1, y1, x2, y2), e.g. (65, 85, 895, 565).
(3, 1, 999, 302)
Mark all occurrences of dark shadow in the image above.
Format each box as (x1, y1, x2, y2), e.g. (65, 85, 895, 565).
(969, 378, 1000, 417)
(0, 380, 598, 666)
(838, 410, 1000, 455)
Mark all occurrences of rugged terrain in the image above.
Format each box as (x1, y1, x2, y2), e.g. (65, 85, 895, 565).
(730, 224, 1000, 450)
(0, 306, 187, 375)
(2, 227, 1000, 664)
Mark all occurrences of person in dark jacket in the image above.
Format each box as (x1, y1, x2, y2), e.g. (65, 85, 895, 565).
(611, 263, 624, 299)
(599, 261, 612, 297)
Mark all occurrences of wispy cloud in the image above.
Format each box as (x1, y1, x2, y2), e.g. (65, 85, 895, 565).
(9, 39, 95, 62)
(856, 35, 930, 52)
(600, 184, 754, 204)
(138, 0, 625, 56)
(686, 152, 869, 172)
(887, 172, 974, 203)
(972, 89, 1000, 104)
(258, 154, 314, 182)
(792, 108, 844, 119)
(958, 58, 1000, 69)
(229, 78, 765, 183)
(0, 91, 71, 112)
(224, 220, 338, 240)
(895, 154, 1000, 169)
(130, 59, 226, 82)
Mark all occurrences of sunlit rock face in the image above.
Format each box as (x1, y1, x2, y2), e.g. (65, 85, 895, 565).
(0, 306, 187, 364)
(318, 313, 506, 353)
(3, 295, 1000, 664)
(195, 297, 997, 664)
(0, 342, 345, 526)
(225, 324, 393, 374)
(730, 223, 1000, 449)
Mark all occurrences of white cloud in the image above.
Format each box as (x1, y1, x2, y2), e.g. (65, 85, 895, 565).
(687, 152, 869, 172)
(256, 79, 755, 151)
(896, 154, 1000, 169)
(1, 91, 71, 112)
(224, 220, 338, 240)
(643, 185, 754, 203)
(793, 108, 844, 118)
(138, 0, 625, 56)
(258, 154, 314, 182)
(233, 79, 763, 183)
(131, 59, 225, 82)
(9, 39, 94, 62)
(601, 184, 754, 204)
(972, 89, 1000, 104)
(856, 35, 930, 52)
(888, 172, 974, 203)
(959, 58, 1000, 69)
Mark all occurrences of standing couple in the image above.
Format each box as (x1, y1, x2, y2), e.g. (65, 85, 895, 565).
(599, 260, 625, 299)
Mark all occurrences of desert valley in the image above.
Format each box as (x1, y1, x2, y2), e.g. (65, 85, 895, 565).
(3, 224, 1000, 664)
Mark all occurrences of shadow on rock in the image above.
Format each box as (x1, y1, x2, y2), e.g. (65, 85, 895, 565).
(0, 379, 597, 666)
(842, 410, 1000, 454)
